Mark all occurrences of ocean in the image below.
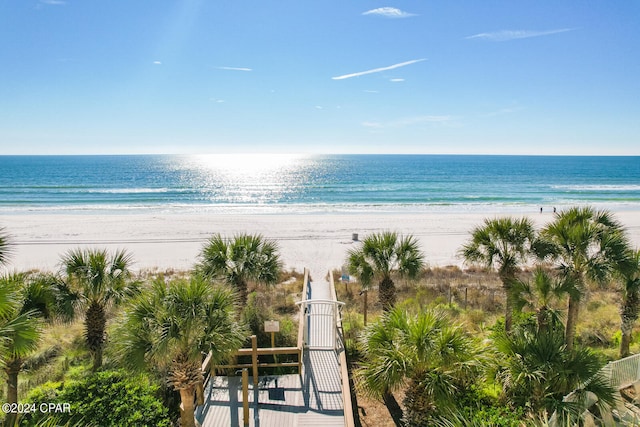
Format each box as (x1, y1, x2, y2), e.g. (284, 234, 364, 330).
(1, 154, 639, 214)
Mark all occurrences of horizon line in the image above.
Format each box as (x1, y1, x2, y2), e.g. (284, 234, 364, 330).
(1, 153, 639, 157)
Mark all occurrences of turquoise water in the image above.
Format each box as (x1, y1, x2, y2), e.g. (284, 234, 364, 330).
(0, 154, 639, 214)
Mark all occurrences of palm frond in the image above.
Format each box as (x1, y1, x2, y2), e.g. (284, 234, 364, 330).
(114, 275, 246, 377)
(1, 309, 43, 360)
(0, 226, 14, 267)
(196, 233, 282, 291)
(356, 306, 481, 413)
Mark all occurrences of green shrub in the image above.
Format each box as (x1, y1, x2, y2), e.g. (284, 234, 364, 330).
(612, 330, 622, 346)
(243, 292, 296, 348)
(465, 405, 527, 426)
(341, 309, 364, 360)
(20, 371, 171, 427)
(455, 386, 527, 427)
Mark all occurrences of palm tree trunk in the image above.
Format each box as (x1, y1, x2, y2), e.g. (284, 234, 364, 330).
(4, 358, 21, 427)
(565, 294, 580, 352)
(236, 279, 248, 306)
(501, 273, 515, 333)
(620, 292, 639, 358)
(85, 300, 106, 371)
(178, 386, 197, 427)
(402, 377, 435, 426)
(621, 325, 633, 358)
(4, 359, 20, 404)
(171, 353, 204, 427)
(379, 276, 396, 310)
(363, 289, 368, 326)
(537, 306, 549, 333)
(196, 381, 205, 406)
(504, 290, 513, 333)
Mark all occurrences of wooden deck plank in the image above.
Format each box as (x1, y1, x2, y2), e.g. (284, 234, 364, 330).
(198, 278, 346, 426)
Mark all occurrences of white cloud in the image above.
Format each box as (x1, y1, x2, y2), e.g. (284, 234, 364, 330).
(390, 78, 405, 82)
(362, 7, 417, 18)
(153, 61, 162, 65)
(215, 66, 252, 72)
(332, 59, 426, 80)
(466, 28, 573, 42)
(40, 0, 66, 4)
(363, 90, 379, 93)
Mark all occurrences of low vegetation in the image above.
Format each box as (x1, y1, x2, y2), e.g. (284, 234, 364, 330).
(19, 371, 172, 427)
(2, 208, 640, 426)
(0, 233, 302, 427)
(340, 208, 639, 426)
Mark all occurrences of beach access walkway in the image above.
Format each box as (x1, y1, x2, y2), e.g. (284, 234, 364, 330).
(196, 269, 354, 427)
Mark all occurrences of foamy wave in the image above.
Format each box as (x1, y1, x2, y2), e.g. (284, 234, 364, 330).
(85, 188, 175, 194)
(552, 184, 640, 192)
(7, 201, 638, 216)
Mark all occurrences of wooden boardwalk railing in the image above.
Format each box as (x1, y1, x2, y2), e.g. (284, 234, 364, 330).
(329, 270, 356, 427)
(197, 267, 355, 427)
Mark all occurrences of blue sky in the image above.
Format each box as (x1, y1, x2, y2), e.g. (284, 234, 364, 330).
(1, 1, 639, 155)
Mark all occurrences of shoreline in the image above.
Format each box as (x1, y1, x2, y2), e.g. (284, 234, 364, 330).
(3, 200, 640, 216)
(2, 210, 640, 278)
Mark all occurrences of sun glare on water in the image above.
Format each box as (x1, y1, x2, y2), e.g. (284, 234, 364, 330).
(182, 153, 312, 204)
(191, 153, 307, 178)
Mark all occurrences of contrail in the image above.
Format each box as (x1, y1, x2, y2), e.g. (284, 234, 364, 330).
(332, 59, 426, 80)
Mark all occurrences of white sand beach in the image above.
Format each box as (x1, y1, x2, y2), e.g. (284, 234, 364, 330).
(2, 210, 640, 278)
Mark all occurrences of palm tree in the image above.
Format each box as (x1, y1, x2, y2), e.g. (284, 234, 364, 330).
(539, 206, 630, 351)
(511, 267, 573, 333)
(619, 248, 640, 357)
(0, 274, 41, 424)
(347, 231, 423, 316)
(0, 228, 16, 367)
(357, 307, 482, 426)
(61, 248, 137, 371)
(3, 271, 76, 381)
(494, 324, 615, 419)
(1, 271, 75, 426)
(460, 217, 536, 332)
(196, 233, 281, 305)
(115, 276, 246, 427)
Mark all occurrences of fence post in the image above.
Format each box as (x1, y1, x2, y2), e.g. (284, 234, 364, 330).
(251, 335, 258, 388)
(303, 303, 309, 347)
(251, 335, 260, 426)
(242, 369, 250, 427)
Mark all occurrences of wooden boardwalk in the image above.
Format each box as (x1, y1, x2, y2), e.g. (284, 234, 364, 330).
(197, 273, 346, 427)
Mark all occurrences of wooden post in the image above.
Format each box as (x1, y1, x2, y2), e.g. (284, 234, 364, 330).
(363, 289, 368, 326)
(242, 369, 250, 427)
(464, 287, 468, 310)
(196, 381, 204, 406)
(271, 331, 275, 349)
(229, 354, 238, 376)
(251, 335, 258, 388)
